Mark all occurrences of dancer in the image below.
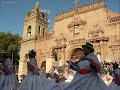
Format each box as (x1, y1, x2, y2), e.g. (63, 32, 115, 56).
(64, 69, 74, 83)
(39, 65, 46, 77)
(47, 66, 60, 83)
(18, 49, 58, 90)
(109, 63, 120, 90)
(62, 42, 108, 90)
(0, 52, 18, 90)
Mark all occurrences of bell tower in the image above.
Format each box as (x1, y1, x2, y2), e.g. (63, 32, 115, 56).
(18, 1, 49, 80)
(23, 1, 49, 37)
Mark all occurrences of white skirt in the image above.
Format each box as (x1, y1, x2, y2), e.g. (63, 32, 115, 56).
(61, 72, 108, 90)
(109, 82, 120, 90)
(18, 72, 59, 90)
(0, 73, 18, 90)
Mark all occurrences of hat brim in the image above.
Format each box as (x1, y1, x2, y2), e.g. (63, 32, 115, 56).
(29, 52, 36, 56)
(82, 45, 94, 52)
(28, 50, 37, 57)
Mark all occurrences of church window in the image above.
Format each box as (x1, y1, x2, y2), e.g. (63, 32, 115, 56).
(43, 28, 45, 35)
(42, 13, 45, 18)
(27, 26, 32, 36)
(71, 48, 83, 62)
(97, 53, 101, 63)
(38, 26, 41, 35)
(74, 25, 80, 33)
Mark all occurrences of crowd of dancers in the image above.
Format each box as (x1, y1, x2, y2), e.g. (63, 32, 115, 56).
(0, 42, 120, 90)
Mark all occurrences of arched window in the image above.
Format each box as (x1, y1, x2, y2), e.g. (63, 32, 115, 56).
(70, 48, 83, 62)
(41, 61, 46, 67)
(27, 26, 31, 36)
(74, 25, 80, 34)
(42, 13, 45, 18)
(43, 28, 45, 36)
(38, 26, 41, 35)
(97, 53, 101, 63)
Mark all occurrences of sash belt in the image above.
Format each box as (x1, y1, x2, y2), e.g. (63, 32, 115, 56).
(79, 69, 91, 74)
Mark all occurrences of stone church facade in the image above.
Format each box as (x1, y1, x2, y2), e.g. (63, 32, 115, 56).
(18, 0, 120, 79)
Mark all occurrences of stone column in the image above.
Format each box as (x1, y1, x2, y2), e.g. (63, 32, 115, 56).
(61, 47, 66, 66)
(18, 56, 28, 81)
(46, 56, 55, 73)
(99, 41, 107, 62)
(111, 46, 120, 62)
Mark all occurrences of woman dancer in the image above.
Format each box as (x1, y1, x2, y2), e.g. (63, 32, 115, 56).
(62, 42, 108, 90)
(109, 63, 120, 90)
(47, 66, 60, 83)
(18, 49, 58, 90)
(0, 52, 18, 90)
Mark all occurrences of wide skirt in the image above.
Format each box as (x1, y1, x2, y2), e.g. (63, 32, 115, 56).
(109, 82, 120, 90)
(61, 72, 108, 90)
(18, 72, 59, 90)
(0, 73, 18, 90)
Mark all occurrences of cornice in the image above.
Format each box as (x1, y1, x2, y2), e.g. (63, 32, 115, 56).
(55, 0, 106, 22)
(20, 35, 37, 43)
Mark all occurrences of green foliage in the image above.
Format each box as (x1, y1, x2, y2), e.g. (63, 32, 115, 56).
(0, 32, 22, 65)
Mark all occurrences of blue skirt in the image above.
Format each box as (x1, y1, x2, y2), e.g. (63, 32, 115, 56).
(61, 72, 108, 90)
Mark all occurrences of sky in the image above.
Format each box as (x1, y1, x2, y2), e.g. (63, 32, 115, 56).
(0, 0, 120, 36)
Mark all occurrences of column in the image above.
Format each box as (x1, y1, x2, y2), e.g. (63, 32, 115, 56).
(61, 47, 66, 66)
(99, 40, 107, 62)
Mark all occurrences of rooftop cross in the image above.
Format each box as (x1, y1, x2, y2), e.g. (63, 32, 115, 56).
(74, 0, 79, 8)
(36, 0, 40, 7)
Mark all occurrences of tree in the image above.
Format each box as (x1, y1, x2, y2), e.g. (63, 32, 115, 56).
(0, 32, 22, 65)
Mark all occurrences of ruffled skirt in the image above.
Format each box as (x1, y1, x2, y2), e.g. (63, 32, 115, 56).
(0, 73, 18, 90)
(61, 72, 108, 90)
(109, 82, 120, 90)
(18, 72, 59, 90)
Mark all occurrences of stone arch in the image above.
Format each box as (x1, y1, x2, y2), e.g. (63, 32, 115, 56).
(43, 28, 45, 36)
(38, 26, 41, 35)
(27, 26, 32, 36)
(41, 61, 46, 67)
(96, 52, 101, 62)
(67, 45, 83, 61)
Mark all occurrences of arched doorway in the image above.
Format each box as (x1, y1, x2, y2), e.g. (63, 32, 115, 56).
(97, 53, 101, 63)
(41, 61, 46, 67)
(70, 48, 83, 62)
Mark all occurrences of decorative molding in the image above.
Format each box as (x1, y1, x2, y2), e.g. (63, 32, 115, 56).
(69, 38, 85, 45)
(108, 16, 120, 25)
(38, 33, 53, 41)
(88, 24, 105, 39)
(86, 37, 109, 43)
(20, 35, 37, 43)
(95, 37, 109, 42)
(109, 39, 120, 50)
(55, 0, 106, 22)
(54, 33, 67, 48)
(68, 18, 86, 29)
